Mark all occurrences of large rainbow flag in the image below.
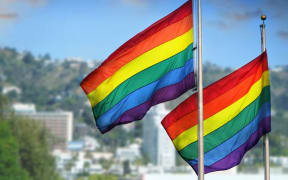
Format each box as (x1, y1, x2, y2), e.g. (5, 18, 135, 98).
(81, 0, 195, 133)
(162, 52, 271, 173)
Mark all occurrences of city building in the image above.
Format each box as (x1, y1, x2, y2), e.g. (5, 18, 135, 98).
(2, 85, 22, 95)
(52, 150, 114, 178)
(82, 136, 100, 151)
(12, 103, 36, 113)
(20, 111, 73, 150)
(116, 144, 141, 162)
(68, 141, 85, 152)
(142, 104, 176, 169)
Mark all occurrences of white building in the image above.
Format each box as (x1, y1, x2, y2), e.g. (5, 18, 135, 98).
(12, 103, 36, 113)
(52, 150, 113, 178)
(142, 104, 176, 169)
(116, 144, 141, 162)
(20, 111, 73, 150)
(2, 85, 21, 95)
(271, 156, 288, 168)
(82, 136, 100, 151)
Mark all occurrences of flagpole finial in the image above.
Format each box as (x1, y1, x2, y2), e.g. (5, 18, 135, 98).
(261, 15, 267, 24)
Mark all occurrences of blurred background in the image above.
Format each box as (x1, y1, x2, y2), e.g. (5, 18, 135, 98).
(0, 0, 287, 180)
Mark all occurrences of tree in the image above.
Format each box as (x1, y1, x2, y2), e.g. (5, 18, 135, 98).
(0, 94, 11, 117)
(0, 121, 31, 180)
(7, 90, 19, 101)
(9, 117, 61, 180)
(123, 160, 131, 175)
(76, 174, 117, 180)
(43, 53, 51, 61)
(99, 158, 113, 173)
(22, 52, 35, 64)
(83, 161, 91, 175)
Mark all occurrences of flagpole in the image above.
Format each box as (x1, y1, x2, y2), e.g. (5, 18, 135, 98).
(260, 15, 270, 180)
(196, 0, 204, 179)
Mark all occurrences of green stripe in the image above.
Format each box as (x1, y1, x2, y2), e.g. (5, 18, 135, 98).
(179, 86, 270, 160)
(93, 43, 194, 118)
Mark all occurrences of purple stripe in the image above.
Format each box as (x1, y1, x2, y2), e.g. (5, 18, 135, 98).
(102, 73, 195, 133)
(191, 116, 271, 174)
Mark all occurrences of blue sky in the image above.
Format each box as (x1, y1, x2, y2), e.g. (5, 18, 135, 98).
(0, 0, 287, 68)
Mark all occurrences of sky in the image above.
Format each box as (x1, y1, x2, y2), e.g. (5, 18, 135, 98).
(0, 0, 287, 68)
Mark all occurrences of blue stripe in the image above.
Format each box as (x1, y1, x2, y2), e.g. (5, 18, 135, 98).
(189, 102, 271, 166)
(96, 58, 194, 129)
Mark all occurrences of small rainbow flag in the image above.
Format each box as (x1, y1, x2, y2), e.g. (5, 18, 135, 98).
(162, 52, 271, 173)
(81, 0, 195, 133)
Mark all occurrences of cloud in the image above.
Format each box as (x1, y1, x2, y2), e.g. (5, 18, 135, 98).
(278, 31, 288, 39)
(0, 0, 46, 6)
(0, 12, 18, 19)
(121, 0, 146, 6)
(119, 0, 164, 7)
(0, 0, 47, 35)
(0, 0, 47, 20)
(265, 0, 288, 17)
(208, 1, 263, 21)
(207, 20, 231, 30)
(207, 0, 288, 32)
(226, 9, 263, 21)
(208, 0, 288, 20)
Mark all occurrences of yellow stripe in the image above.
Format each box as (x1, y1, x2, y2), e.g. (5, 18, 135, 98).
(173, 71, 270, 151)
(88, 28, 194, 107)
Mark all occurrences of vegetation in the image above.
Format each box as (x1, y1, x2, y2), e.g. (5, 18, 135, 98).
(99, 158, 113, 173)
(76, 174, 117, 180)
(0, 46, 288, 173)
(123, 160, 131, 175)
(10, 117, 61, 180)
(0, 94, 62, 180)
(0, 121, 31, 180)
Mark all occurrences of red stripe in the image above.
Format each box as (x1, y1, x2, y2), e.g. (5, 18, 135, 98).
(166, 66, 267, 140)
(161, 51, 268, 129)
(102, 0, 192, 65)
(80, 0, 192, 94)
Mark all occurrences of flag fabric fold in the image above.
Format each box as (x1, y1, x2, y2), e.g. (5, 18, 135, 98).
(161, 52, 271, 174)
(81, 0, 195, 133)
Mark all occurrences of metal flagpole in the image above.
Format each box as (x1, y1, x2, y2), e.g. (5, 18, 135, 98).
(260, 15, 270, 180)
(197, 0, 204, 179)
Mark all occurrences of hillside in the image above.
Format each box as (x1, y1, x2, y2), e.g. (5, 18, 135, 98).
(0, 47, 287, 157)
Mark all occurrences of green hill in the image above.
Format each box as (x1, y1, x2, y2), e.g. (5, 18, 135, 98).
(0, 47, 287, 157)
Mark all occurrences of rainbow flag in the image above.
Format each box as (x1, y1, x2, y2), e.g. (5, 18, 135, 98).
(81, 0, 195, 133)
(162, 52, 271, 173)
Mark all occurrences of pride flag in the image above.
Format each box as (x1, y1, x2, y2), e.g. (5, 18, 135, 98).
(162, 52, 271, 173)
(81, 0, 195, 133)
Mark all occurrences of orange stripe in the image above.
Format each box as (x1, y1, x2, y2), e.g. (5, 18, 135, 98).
(162, 52, 268, 129)
(166, 64, 266, 140)
(81, 15, 192, 94)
